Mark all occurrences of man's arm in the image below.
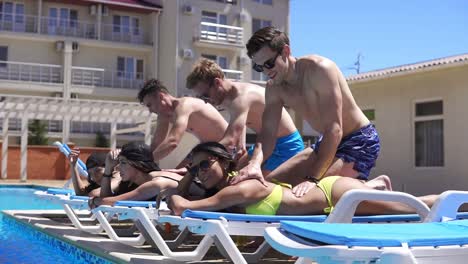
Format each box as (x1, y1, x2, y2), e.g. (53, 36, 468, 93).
(152, 110, 190, 162)
(219, 101, 249, 155)
(305, 62, 343, 180)
(150, 115, 170, 151)
(233, 83, 282, 184)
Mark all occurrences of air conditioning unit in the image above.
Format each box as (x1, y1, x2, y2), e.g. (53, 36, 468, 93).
(89, 5, 97, 15)
(72, 42, 79, 52)
(102, 5, 109, 16)
(55, 41, 64, 52)
(182, 5, 194, 15)
(182, 48, 194, 60)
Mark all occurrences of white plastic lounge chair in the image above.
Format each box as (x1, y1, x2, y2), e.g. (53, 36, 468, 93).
(149, 189, 446, 264)
(91, 201, 189, 248)
(34, 188, 106, 233)
(264, 190, 468, 264)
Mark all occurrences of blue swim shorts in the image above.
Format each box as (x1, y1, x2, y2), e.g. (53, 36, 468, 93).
(248, 130, 304, 171)
(311, 124, 380, 180)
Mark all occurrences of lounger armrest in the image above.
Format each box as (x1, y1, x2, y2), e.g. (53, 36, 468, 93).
(326, 190, 430, 223)
(424, 190, 468, 222)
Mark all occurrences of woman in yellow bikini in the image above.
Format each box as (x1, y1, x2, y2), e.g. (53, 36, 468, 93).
(168, 142, 437, 216)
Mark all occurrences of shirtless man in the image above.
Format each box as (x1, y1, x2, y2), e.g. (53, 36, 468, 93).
(237, 26, 388, 196)
(185, 58, 304, 174)
(138, 79, 228, 165)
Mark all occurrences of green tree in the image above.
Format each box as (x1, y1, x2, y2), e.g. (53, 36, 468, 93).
(28, 119, 49, 145)
(95, 131, 109, 147)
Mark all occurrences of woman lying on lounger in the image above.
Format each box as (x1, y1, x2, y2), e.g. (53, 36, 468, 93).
(168, 142, 438, 216)
(67, 149, 121, 197)
(88, 141, 206, 209)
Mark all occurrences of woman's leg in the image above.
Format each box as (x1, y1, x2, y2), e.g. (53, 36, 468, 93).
(331, 177, 437, 215)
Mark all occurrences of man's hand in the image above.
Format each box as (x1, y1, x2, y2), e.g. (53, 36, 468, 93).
(292, 181, 317, 197)
(230, 162, 267, 186)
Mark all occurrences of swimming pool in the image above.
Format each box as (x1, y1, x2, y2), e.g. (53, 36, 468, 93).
(0, 185, 115, 264)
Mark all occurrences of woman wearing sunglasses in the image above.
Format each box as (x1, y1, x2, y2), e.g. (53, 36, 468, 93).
(89, 142, 205, 209)
(168, 142, 437, 216)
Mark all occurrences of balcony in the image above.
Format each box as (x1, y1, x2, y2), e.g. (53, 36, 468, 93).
(71, 66, 144, 90)
(0, 13, 38, 33)
(40, 16, 97, 40)
(101, 23, 145, 44)
(195, 22, 243, 49)
(0, 61, 62, 84)
(0, 13, 149, 45)
(222, 69, 243, 81)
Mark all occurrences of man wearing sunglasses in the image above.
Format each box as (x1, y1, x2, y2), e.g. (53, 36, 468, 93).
(237, 26, 385, 196)
(137, 79, 228, 167)
(186, 59, 305, 176)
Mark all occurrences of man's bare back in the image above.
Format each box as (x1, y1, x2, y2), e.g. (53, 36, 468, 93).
(175, 97, 228, 142)
(224, 82, 296, 138)
(273, 55, 368, 137)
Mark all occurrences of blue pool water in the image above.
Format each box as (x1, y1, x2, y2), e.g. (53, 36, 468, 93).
(0, 186, 114, 264)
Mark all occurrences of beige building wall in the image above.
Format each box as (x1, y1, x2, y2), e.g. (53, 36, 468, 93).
(350, 64, 468, 195)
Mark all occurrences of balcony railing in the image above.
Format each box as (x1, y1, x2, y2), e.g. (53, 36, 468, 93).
(0, 13, 38, 33)
(199, 22, 243, 46)
(71, 66, 144, 90)
(222, 69, 243, 80)
(101, 23, 144, 44)
(0, 60, 62, 83)
(40, 16, 97, 39)
(0, 13, 148, 45)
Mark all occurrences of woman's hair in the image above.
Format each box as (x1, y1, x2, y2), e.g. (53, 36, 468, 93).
(119, 142, 160, 173)
(190, 142, 237, 172)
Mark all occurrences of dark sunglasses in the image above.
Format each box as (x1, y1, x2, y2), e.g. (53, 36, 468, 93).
(252, 52, 281, 73)
(188, 159, 217, 176)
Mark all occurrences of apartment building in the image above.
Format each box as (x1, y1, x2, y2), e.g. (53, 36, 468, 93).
(0, 0, 290, 167)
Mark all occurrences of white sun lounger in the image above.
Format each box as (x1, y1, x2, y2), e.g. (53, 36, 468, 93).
(264, 190, 468, 264)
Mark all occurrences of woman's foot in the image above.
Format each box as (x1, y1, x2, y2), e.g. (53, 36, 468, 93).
(365, 175, 392, 191)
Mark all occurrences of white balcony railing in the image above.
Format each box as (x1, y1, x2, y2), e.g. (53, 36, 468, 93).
(40, 16, 97, 39)
(222, 69, 243, 80)
(71, 66, 144, 90)
(0, 13, 38, 33)
(199, 22, 243, 46)
(101, 23, 144, 44)
(0, 61, 62, 83)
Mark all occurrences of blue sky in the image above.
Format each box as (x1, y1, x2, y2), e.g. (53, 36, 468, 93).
(290, 0, 468, 76)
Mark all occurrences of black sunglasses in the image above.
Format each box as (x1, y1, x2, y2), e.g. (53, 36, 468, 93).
(252, 52, 281, 73)
(188, 159, 217, 176)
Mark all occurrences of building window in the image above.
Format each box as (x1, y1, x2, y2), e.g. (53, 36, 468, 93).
(113, 15, 140, 36)
(201, 11, 227, 37)
(201, 54, 228, 69)
(0, 46, 7, 67)
(363, 109, 375, 121)
(253, 0, 273, 5)
(414, 100, 444, 167)
(0, 2, 25, 32)
(251, 18, 272, 81)
(117, 57, 144, 79)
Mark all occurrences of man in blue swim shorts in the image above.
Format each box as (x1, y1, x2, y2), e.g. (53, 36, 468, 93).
(235, 26, 385, 196)
(186, 59, 304, 175)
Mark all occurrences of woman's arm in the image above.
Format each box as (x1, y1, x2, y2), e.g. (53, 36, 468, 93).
(90, 179, 178, 209)
(68, 149, 89, 196)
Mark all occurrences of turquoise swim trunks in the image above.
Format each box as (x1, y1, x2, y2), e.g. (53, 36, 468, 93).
(248, 130, 304, 171)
